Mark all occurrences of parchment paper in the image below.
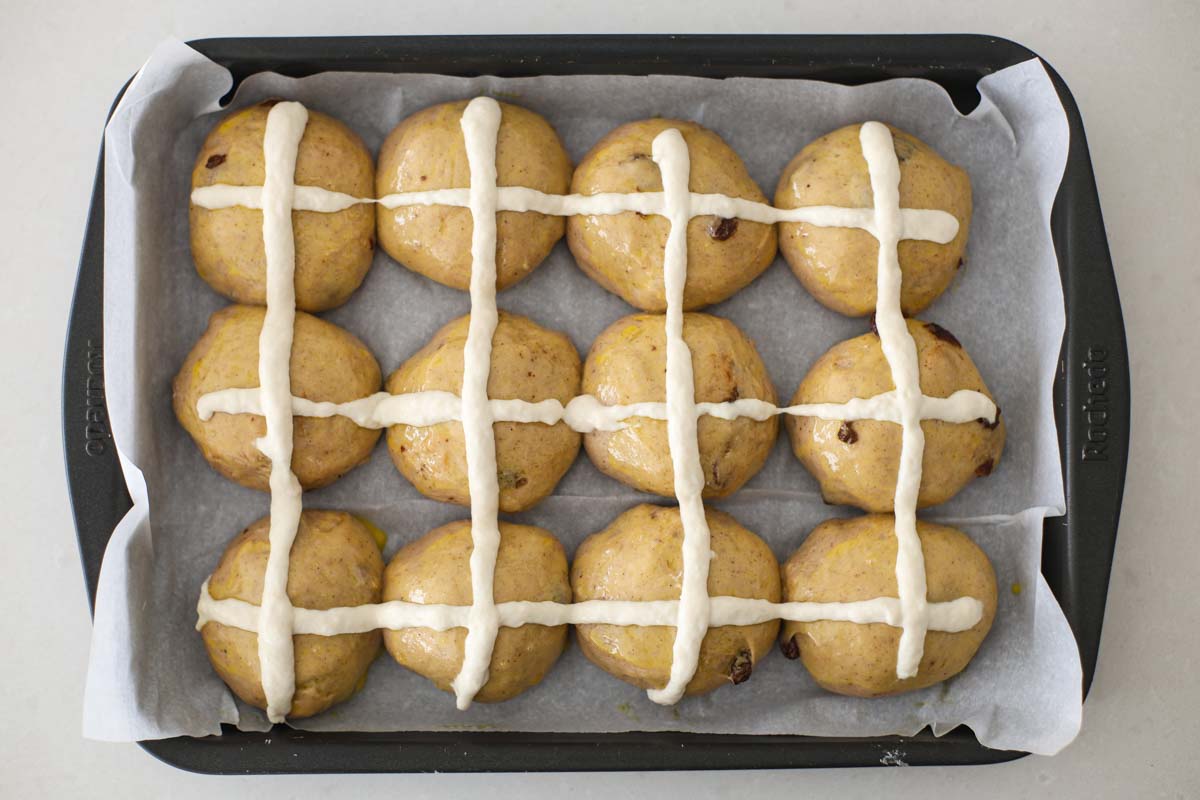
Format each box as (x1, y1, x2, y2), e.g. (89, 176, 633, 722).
(83, 38, 1081, 755)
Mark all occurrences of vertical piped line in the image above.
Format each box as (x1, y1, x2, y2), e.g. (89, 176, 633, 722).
(450, 97, 504, 709)
(859, 121, 929, 679)
(646, 128, 712, 705)
(254, 101, 308, 722)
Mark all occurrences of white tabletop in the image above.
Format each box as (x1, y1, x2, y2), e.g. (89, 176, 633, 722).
(4, 0, 1195, 796)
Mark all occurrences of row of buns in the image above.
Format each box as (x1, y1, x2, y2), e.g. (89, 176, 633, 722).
(204, 506, 996, 718)
(190, 98, 971, 317)
(175, 305, 1004, 516)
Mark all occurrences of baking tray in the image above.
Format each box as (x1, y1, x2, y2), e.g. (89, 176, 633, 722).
(61, 34, 1128, 773)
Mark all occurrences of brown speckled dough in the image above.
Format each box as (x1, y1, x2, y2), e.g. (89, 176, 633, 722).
(786, 319, 1004, 511)
(567, 119, 777, 311)
(583, 313, 778, 498)
(375, 100, 571, 291)
(190, 101, 376, 312)
(780, 514, 997, 697)
(386, 312, 581, 513)
(173, 305, 382, 492)
(200, 510, 384, 719)
(383, 520, 570, 703)
(572, 504, 781, 695)
(775, 123, 971, 317)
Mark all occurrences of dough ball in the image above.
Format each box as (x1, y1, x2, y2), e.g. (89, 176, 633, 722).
(568, 118, 776, 311)
(572, 504, 780, 696)
(382, 520, 571, 703)
(582, 312, 778, 498)
(190, 100, 376, 312)
(780, 514, 997, 696)
(174, 304, 382, 491)
(775, 123, 971, 317)
(386, 311, 581, 513)
(786, 319, 1004, 511)
(200, 510, 385, 718)
(376, 99, 571, 291)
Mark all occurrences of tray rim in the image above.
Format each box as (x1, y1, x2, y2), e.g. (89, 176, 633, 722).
(61, 31, 1129, 774)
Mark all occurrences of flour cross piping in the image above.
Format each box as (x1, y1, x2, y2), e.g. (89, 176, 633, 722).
(192, 99, 995, 717)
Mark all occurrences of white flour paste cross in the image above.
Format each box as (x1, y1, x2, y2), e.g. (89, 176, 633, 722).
(192, 99, 997, 720)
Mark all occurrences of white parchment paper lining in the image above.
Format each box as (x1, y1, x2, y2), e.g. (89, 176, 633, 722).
(83, 39, 1081, 756)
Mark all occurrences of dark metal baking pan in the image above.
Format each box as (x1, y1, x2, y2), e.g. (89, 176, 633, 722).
(62, 33, 1128, 773)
